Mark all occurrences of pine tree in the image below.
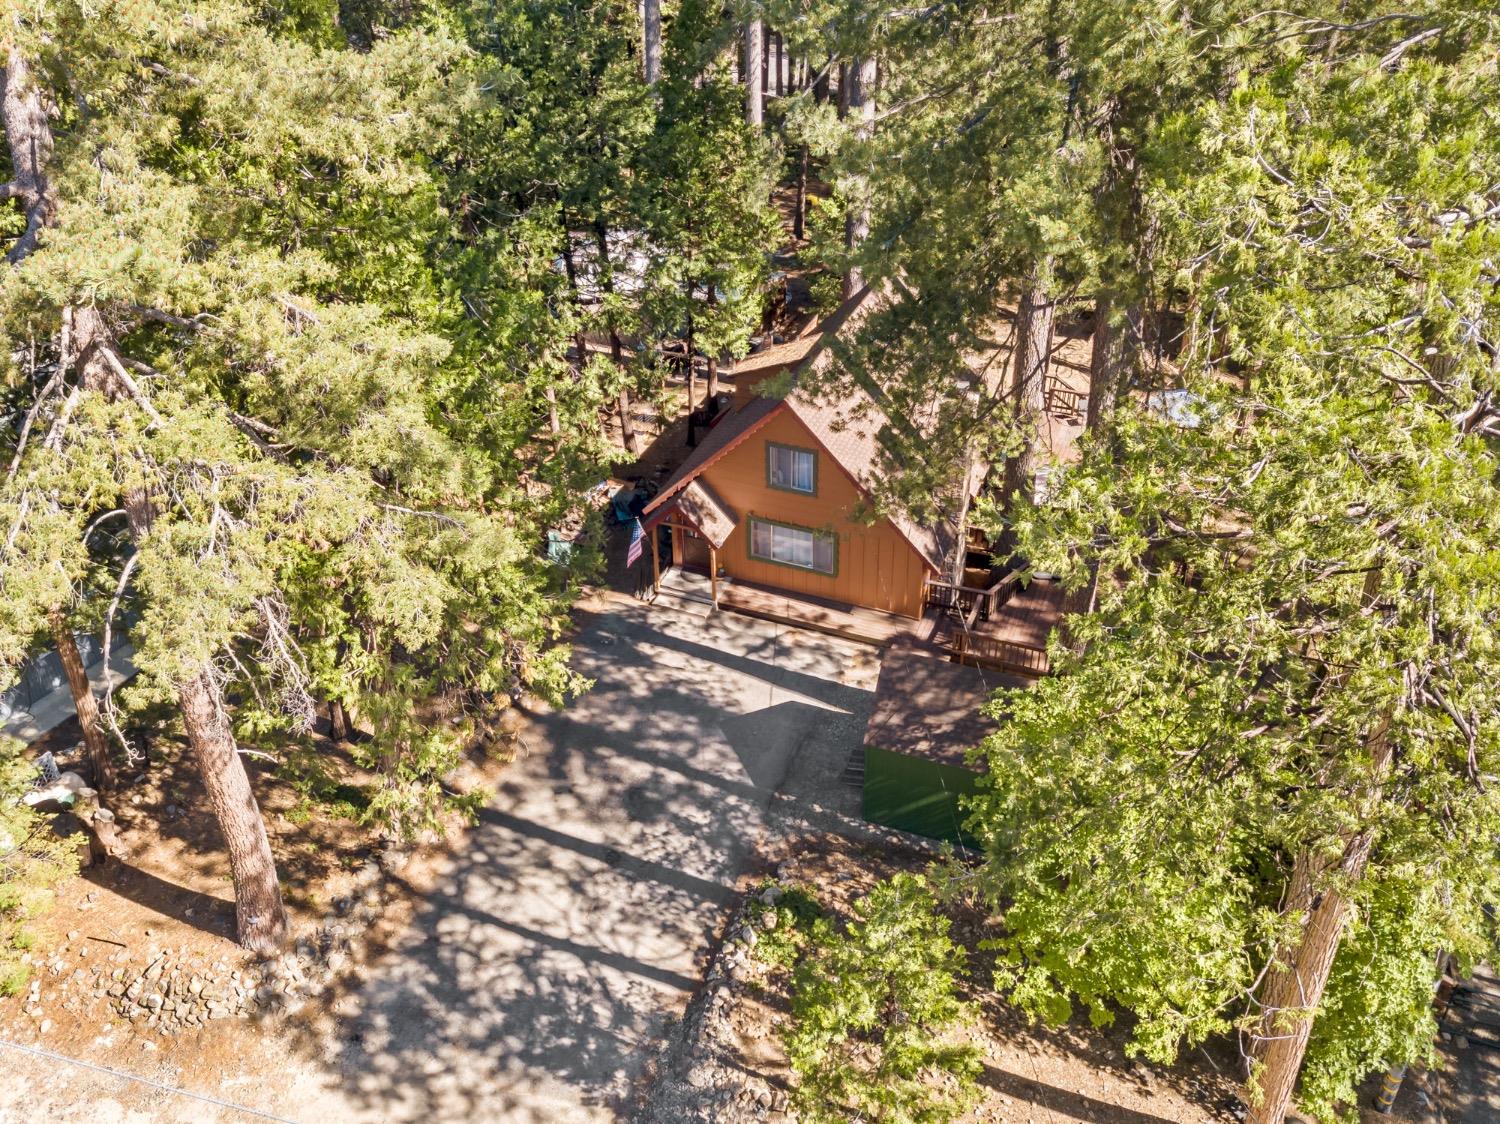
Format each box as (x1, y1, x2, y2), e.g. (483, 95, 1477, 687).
(2, 1, 581, 952)
(961, 10, 1500, 1121)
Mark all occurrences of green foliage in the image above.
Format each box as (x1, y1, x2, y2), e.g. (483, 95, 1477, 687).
(278, 745, 371, 825)
(781, 874, 982, 1124)
(749, 881, 824, 969)
(0, 737, 79, 995)
(949, 8, 1500, 1116)
(1, 0, 589, 841)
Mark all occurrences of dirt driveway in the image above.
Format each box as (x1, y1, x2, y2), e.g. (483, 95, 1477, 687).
(313, 597, 879, 1121)
(0, 594, 881, 1123)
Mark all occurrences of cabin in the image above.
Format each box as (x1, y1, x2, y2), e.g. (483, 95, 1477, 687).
(640, 286, 962, 622)
(636, 285, 1100, 844)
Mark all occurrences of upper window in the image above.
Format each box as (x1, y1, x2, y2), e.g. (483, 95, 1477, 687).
(767, 442, 816, 494)
(749, 518, 836, 575)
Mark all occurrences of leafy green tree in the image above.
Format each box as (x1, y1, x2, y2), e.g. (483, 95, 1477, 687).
(782, 873, 982, 1124)
(963, 9, 1500, 1122)
(0, 736, 78, 995)
(637, 0, 776, 410)
(2, 0, 581, 953)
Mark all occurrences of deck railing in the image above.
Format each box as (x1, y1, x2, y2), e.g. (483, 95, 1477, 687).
(923, 570, 1021, 623)
(949, 630, 1050, 677)
(927, 570, 1050, 676)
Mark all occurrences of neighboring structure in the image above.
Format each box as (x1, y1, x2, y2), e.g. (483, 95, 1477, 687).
(640, 286, 968, 618)
(861, 648, 1028, 843)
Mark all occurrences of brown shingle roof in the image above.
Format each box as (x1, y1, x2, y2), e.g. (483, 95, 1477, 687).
(730, 334, 820, 377)
(643, 396, 785, 515)
(864, 648, 1029, 768)
(675, 479, 739, 548)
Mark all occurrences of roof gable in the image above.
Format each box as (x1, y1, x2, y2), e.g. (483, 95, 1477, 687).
(644, 286, 948, 572)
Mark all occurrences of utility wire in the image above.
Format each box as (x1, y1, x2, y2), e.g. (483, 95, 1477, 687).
(0, 1037, 299, 1123)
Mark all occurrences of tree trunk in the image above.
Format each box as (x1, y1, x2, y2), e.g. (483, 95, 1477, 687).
(837, 62, 850, 119)
(1002, 278, 1055, 510)
(560, 223, 593, 403)
(684, 281, 697, 415)
(1086, 295, 1141, 434)
(593, 225, 640, 456)
(704, 286, 720, 400)
(794, 144, 809, 241)
(1246, 696, 1393, 1123)
(643, 0, 662, 86)
(328, 698, 350, 743)
(1066, 295, 1142, 622)
(543, 384, 560, 434)
(842, 56, 877, 301)
(761, 26, 770, 97)
(49, 609, 115, 793)
(774, 33, 785, 96)
(178, 669, 290, 956)
(8, 44, 287, 958)
(1, 49, 58, 266)
(744, 19, 763, 125)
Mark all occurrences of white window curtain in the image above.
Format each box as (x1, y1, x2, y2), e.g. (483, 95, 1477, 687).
(768, 445, 815, 493)
(749, 518, 834, 574)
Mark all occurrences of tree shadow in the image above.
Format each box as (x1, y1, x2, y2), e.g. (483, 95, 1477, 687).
(978, 1062, 1183, 1124)
(81, 859, 237, 940)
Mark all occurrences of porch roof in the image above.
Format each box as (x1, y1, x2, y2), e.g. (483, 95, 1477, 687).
(645, 478, 740, 549)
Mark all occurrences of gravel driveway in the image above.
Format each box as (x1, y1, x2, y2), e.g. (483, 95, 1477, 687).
(312, 595, 880, 1121)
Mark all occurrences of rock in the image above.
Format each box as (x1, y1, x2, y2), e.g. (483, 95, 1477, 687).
(759, 910, 778, 931)
(739, 927, 758, 948)
(1456, 1034, 1470, 1049)
(39, 1020, 52, 1034)
(686, 1065, 715, 1090)
(760, 887, 782, 905)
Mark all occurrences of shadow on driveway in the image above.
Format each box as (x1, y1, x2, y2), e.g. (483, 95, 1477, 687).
(293, 599, 876, 1122)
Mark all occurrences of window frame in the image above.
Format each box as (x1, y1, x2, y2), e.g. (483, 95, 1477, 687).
(746, 515, 838, 577)
(765, 441, 818, 496)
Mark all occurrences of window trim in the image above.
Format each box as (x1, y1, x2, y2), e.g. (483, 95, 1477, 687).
(746, 515, 838, 577)
(765, 441, 818, 496)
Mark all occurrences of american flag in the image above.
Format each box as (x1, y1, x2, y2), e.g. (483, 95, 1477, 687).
(626, 518, 644, 567)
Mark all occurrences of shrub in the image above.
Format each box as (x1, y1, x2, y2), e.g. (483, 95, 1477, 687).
(781, 873, 983, 1123)
(751, 882, 825, 969)
(0, 737, 79, 994)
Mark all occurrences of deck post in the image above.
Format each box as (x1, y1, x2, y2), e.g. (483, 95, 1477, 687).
(650, 523, 661, 594)
(709, 546, 720, 608)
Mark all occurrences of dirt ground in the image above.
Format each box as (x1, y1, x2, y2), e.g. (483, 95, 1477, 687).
(725, 835, 1244, 1124)
(0, 707, 518, 1118)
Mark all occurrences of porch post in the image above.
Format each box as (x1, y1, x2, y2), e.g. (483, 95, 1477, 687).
(710, 545, 720, 608)
(651, 523, 661, 594)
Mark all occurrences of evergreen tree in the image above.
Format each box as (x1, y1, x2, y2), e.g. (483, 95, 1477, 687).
(963, 9, 1500, 1121)
(782, 874, 982, 1124)
(2, 0, 579, 952)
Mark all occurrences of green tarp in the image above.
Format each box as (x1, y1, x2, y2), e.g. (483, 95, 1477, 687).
(861, 744, 980, 846)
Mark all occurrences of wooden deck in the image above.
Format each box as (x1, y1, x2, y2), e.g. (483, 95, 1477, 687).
(929, 577, 1065, 677)
(650, 567, 1064, 678)
(716, 578, 938, 648)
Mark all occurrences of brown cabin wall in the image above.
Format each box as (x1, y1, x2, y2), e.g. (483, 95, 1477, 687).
(698, 409, 931, 618)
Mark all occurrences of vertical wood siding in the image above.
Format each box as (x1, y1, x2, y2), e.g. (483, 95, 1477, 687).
(698, 410, 930, 617)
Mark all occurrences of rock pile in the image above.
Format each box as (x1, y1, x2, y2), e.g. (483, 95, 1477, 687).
(640, 878, 792, 1122)
(18, 850, 395, 1038)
